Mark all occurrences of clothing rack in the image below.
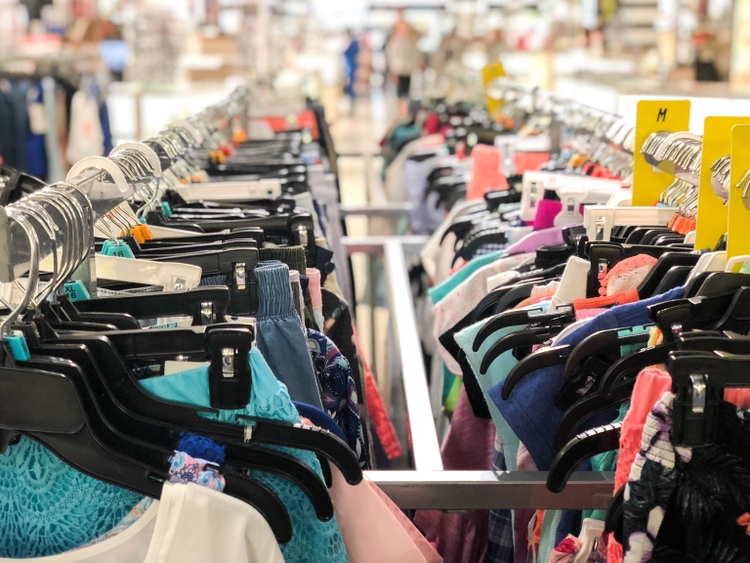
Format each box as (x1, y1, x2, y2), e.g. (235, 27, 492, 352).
(0, 86, 250, 285)
(356, 236, 615, 510)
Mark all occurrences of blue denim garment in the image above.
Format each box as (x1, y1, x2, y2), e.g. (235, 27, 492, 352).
(255, 260, 323, 409)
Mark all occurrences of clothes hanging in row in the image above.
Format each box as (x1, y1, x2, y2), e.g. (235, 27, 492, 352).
(391, 94, 746, 563)
(0, 96, 434, 563)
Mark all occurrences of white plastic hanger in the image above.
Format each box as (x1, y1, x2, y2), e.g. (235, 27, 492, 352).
(39, 254, 202, 292)
(724, 255, 750, 274)
(684, 251, 727, 285)
(519, 171, 624, 222)
(67, 156, 132, 197)
(583, 205, 677, 242)
(173, 178, 283, 202)
(96, 255, 202, 292)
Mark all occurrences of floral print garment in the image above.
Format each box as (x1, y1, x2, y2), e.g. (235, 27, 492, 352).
(306, 328, 369, 469)
(622, 392, 691, 562)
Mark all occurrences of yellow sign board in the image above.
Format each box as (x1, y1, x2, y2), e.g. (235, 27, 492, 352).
(695, 116, 750, 250)
(482, 62, 506, 119)
(632, 100, 691, 206)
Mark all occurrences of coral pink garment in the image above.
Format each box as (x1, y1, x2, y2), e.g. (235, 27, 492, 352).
(414, 387, 495, 563)
(598, 255, 657, 297)
(352, 326, 402, 459)
(368, 481, 443, 563)
(330, 467, 430, 563)
(574, 308, 606, 321)
(573, 288, 640, 311)
(467, 145, 508, 200)
(514, 151, 550, 174)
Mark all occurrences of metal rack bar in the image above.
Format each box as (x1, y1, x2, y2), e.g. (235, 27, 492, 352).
(383, 240, 443, 472)
(340, 203, 413, 218)
(368, 471, 615, 510)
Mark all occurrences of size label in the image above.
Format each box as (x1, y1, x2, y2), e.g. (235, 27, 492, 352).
(632, 100, 691, 206)
(63, 280, 91, 302)
(695, 116, 750, 250)
(101, 239, 135, 259)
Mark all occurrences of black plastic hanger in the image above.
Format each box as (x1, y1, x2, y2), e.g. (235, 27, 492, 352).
(563, 327, 651, 380)
(502, 345, 572, 394)
(694, 272, 750, 297)
(153, 247, 258, 315)
(596, 330, 723, 400)
(470, 280, 544, 323)
(666, 351, 750, 446)
(452, 228, 509, 266)
(47, 329, 362, 484)
(651, 265, 693, 296)
(649, 290, 738, 341)
(472, 306, 547, 351)
(554, 381, 631, 450)
(547, 422, 621, 493)
(0, 357, 293, 542)
(481, 324, 564, 375)
(24, 338, 334, 521)
(71, 287, 230, 325)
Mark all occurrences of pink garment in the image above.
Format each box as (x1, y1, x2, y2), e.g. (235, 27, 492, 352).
(574, 308, 606, 321)
(368, 481, 443, 563)
(515, 442, 539, 563)
(467, 145, 508, 200)
(414, 387, 495, 563)
(514, 151, 550, 174)
(331, 467, 430, 563)
(533, 200, 563, 231)
(548, 535, 581, 563)
(306, 268, 323, 310)
(502, 227, 564, 256)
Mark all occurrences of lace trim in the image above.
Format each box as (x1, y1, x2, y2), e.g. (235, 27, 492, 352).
(0, 437, 142, 558)
(599, 254, 657, 297)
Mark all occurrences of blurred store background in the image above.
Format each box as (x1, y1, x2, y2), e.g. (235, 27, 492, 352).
(0, 0, 748, 468)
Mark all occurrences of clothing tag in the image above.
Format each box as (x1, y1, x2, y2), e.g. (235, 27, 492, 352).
(164, 360, 210, 375)
(64, 280, 91, 302)
(161, 202, 173, 217)
(6, 331, 30, 361)
(28, 102, 47, 135)
(101, 239, 135, 259)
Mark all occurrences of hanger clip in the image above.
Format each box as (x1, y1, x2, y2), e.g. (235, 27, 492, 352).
(207, 325, 253, 409)
(672, 370, 720, 447)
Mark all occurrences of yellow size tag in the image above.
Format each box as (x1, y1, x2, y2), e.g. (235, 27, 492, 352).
(632, 100, 691, 206)
(695, 117, 750, 250)
(482, 62, 506, 120)
(727, 124, 750, 263)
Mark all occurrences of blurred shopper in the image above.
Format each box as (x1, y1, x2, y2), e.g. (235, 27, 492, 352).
(385, 10, 422, 118)
(343, 30, 360, 102)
